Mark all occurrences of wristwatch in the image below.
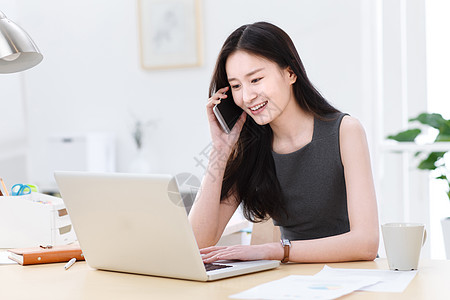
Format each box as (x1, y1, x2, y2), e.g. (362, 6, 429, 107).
(280, 239, 291, 263)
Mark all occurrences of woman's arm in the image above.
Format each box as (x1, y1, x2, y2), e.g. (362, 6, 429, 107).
(201, 116, 379, 263)
(188, 151, 240, 248)
(188, 87, 246, 248)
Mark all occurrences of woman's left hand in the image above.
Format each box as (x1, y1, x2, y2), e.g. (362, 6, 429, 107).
(200, 244, 272, 263)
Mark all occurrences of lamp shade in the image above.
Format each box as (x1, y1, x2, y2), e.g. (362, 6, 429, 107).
(0, 11, 43, 73)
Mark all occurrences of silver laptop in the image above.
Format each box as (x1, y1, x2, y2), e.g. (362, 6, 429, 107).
(54, 171, 279, 281)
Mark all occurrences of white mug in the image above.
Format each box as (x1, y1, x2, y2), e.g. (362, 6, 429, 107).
(381, 223, 427, 271)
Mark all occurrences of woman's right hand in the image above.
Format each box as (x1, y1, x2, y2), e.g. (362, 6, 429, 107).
(188, 87, 245, 248)
(206, 86, 247, 157)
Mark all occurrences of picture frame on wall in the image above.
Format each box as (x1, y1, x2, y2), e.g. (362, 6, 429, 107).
(138, 0, 203, 70)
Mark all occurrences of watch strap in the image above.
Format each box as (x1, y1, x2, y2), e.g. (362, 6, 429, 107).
(280, 239, 291, 263)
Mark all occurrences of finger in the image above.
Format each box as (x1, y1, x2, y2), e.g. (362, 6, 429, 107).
(216, 86, 229, 95)
(207, 88, 229, 104)
(200, 247, 214, 255)
(203, 257, 218, 263)
(216, 91, 228, 100)
(202, 253, 222, 263)
(201, 248, 230, 261)
(207, 93, 228, 108)
(200, 246, 226, 252)
(201, 251, 218, 261)
(200, 246, 227, 254)
(202, 251, 240, 263)
(206, 98, 222, 108)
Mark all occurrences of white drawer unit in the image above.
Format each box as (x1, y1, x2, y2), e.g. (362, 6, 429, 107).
(0, 193, 76, 248)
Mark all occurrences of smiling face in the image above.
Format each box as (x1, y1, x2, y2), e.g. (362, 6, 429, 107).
(225, 50, 297, 126)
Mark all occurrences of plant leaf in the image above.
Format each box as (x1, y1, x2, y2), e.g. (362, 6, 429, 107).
(387, 129, 421, 142)
(409, 113, 446, 129)
(436, 133, 450, 142)
(417, 152, 445, 170)
(447, 179, 450, 201)
(436, 174, 448, 181)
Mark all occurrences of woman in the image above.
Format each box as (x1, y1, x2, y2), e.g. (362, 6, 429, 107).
(188, 22, 379, 263)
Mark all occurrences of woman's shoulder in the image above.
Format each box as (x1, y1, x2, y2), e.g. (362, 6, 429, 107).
(339, 115, 368, 145)
(340, 115, 365, 133)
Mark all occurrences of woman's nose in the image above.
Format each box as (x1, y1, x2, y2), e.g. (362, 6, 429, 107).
(242, 86, 257, 105)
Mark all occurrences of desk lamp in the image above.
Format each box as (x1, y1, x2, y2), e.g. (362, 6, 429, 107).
(0, 10, 42, 73)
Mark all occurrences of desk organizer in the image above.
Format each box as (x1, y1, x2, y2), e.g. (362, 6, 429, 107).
(0, 192, 77, 248)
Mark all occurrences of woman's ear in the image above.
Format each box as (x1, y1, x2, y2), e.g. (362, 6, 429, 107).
(286, 67, 297, 84)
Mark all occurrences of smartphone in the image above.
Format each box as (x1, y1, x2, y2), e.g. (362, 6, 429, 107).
(213, 89, 243, 134)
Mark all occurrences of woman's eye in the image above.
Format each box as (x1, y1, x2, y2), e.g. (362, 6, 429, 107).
(231, 84, 240, 89)
(251, 77, 263, 83)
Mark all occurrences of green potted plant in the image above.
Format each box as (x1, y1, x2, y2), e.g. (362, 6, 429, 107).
(387, 112, 450, 258)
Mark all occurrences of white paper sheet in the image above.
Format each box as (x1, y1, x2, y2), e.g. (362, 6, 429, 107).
(229, 274, 381, 300)
(0, 251, 17, 265)
(315, 265, 417, 293)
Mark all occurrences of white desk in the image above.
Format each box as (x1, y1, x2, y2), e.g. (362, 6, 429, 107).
(1, 259, 449, 299)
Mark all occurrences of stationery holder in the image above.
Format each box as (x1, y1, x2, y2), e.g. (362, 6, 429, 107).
(0, 192, 77, 248)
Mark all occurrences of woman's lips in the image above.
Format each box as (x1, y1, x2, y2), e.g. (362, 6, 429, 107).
(249, 101, 268, 114)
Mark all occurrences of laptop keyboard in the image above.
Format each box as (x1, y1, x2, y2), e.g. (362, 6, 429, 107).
(204, 263, 232, 272)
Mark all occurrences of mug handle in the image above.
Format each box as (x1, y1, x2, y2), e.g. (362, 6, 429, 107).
(422, 229, 427, 246)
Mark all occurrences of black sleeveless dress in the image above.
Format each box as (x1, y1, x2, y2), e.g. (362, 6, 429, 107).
(271, 112, 350, 240)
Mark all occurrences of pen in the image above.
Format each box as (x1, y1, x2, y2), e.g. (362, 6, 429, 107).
(64, 258, 76, 270)
(0, 178, 9, 196)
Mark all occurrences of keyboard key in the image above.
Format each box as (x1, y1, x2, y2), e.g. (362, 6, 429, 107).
(204, 263, 232, 271)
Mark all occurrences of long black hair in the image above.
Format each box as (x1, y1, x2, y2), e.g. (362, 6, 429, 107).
(209, 22, 339, 222)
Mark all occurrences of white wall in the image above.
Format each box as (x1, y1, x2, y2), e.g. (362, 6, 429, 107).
(1, 0, 373, 186)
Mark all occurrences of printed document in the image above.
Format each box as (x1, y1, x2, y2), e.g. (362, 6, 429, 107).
(315, 265, 417, 293)
(229, 274, 381, 300)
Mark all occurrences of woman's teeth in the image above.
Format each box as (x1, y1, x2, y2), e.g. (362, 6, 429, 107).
(250, 101, 268, 111)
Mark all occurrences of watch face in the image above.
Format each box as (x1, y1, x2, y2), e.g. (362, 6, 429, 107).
(282, 239, 291, 246)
